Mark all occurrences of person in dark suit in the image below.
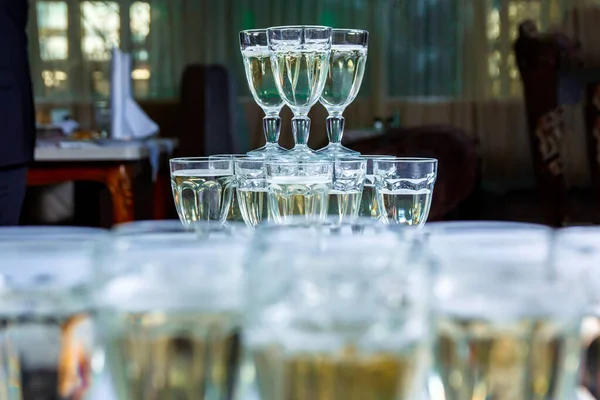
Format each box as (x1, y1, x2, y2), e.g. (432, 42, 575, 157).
(0, 0, 36, 225)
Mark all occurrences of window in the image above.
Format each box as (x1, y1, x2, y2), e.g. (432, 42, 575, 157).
(81, 1, 120, 61)
(130, 1, 151, 97)
(32, 0, 151, 101)
(486, 0, 563, 97)
(37, 1, 69, 60)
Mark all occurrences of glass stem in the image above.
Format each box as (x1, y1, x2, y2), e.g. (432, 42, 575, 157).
(326, 115, 345, 144)
(263, 115, 281, 145)
(292, 116, 311, 146)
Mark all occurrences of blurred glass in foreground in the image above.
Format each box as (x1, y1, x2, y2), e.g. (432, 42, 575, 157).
(428, 224, 584, 400)
(555, 227, 600, 399)
(245, 230, 431, 400)
(0, 239, 100, 399)
(95, 233, 246, 400)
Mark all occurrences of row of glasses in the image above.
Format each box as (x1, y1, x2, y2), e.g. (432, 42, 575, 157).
(0, 221, 597, 399)
(170, 156, 438, 229)
(240, 26, 368, 159)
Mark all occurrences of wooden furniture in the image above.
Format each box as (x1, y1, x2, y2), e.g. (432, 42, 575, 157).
(28, 140, 176, 225)
(513, 20, 581, 226)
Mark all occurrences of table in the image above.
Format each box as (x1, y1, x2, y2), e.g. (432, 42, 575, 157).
(28, 139, 177, 225)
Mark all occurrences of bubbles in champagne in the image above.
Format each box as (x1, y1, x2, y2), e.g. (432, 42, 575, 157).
(320, 46, 367, 112)
(171, 169, 234, 227)
(328, 189, 362, 222)
(101, 310, 241, 400)
(237, 188, 269, 227)
(271, 49, 330, 112)
(267, 176, 331, 223)
(242, 48, 283, 113)
(436, 316, 581, 400)
(252, 344, 426, 400)
(377, 188, 432, 226)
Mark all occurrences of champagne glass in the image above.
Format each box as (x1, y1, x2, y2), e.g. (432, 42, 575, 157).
(267, 25, 332, 160)
(555, 227, 600, 399)
(265, 159, 333, 224)
(328, 157, 367, 223)
(358, 155, 396, 218)
(240, 29, 288, 158)
(0, 238, 101, 399)
(318, 29, 369, 158)
(374, 158, 438, 227)
(235, 158, 269, 227)
(95, 232, 246, 400)
(245, 231, 431, 400)
(428, 225, 585, 400)
(169, 157, 235, 228)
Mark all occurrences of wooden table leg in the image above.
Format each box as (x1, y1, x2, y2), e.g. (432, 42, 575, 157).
(106, 165, 135, 225)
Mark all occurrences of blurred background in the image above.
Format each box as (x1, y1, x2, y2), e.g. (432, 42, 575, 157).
(24, 0, 600, 227)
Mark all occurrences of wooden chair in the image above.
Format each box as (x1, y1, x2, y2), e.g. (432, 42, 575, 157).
(513, 20, 581, 226)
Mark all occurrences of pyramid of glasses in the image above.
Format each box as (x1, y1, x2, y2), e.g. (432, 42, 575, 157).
(169, 26, 438, 230)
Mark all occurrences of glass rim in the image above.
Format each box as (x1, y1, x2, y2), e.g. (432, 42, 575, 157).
(210, 154, 249, 158)
(0, 225, 107, 236)
(376, 157, 438, 164)
(113, 219, 191, 234)
(335, 158, 367, 164)
(265, 159, 333, 166)
(170, 156, 233, 163)
(361, 154, 397, 159)
(235, 158, 265, 166)
(425, 221, 548, 233)
(427, 226, 553, 266)
(267, 25, 332, 31)
(556, 226, 600, 249)
(239, 28, 267, 35)
(332, 28, 369, 35)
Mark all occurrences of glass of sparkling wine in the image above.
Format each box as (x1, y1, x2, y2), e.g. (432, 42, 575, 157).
(374, 158, 437, 227)
(358, 155, 396, 218)
(245, 231, 431, 400)
(427, 225, 585, 400)
(265, 159, 333, 224)
(555, 227, 600, 399)
(170, 157, 234, 228)
(235, 158, 269, 228)
(96, 232, 246, 400)
(267, 25, 332, 160)
(240, 29, 288, 158)
(317, 29, 368, 158)
(211, 154, 250, 223)
(328, 157, 367, 223)
(0, 237, 101, 400)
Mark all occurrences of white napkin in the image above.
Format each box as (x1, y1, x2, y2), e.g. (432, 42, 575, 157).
(110, 48, 158, 140)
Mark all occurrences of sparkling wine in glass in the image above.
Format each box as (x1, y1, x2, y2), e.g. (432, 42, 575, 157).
(267, 25, 332, 160)
(240, 29, 288, 158)
(318, 29, 368, 158)
(374, 158, 437, 227)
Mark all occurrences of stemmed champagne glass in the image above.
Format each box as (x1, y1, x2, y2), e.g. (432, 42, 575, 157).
(267, 26, 332, 159)
(240, 29, 288, 158)
(318, 29, 368, 158)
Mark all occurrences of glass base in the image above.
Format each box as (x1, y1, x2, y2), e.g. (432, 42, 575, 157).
(316, 143, 361, 158)
(246, 143, 289, 158)
(283, 145, 326, 160)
